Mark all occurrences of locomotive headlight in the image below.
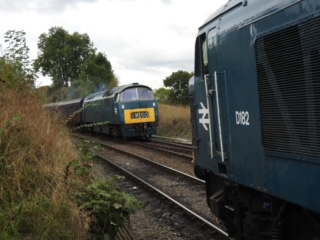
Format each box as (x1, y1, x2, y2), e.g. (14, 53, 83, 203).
(114, 107, 118, 114)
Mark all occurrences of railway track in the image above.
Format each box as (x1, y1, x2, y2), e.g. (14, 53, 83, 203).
(73, 133, 228, 239)
(131, 138, 193, 161)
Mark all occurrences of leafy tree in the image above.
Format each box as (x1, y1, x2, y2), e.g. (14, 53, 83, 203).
(163, 70, 193, 104)
(4, 30, 29, 64)
(34, 27, 118, 100)
(0, 58, 25, 87)
(78, 52, 118, 91)
(154, 87, 170, 103)
(2, 30, 35, 85)
(65, 52, 119, 99)
(34, 27, 94, 88)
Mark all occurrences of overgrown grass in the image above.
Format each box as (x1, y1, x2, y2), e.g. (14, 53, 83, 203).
(0, 86, 89, 239)
(0, 84, 144, 239)
(157, 104, 191, 140)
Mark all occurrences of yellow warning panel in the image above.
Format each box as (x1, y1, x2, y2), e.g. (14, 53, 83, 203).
(124, 108, 156, 124)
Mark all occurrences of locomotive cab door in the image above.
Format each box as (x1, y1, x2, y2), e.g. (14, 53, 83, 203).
(194, 28, 230, 176)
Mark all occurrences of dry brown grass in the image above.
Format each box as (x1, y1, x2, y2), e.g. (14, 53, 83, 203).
(0, 86, 89, 239)
(157, 104, 191, 140)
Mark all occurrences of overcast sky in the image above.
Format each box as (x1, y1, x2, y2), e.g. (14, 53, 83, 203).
(0, 0, 226, 90)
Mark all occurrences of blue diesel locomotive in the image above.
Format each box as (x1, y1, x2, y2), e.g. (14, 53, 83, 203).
(46, 83, 159, 139)
(190, 0, 320, 239)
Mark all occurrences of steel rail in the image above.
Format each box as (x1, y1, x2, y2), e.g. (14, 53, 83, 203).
(94, 152, 229, 238)
(73, 133, 228, 237)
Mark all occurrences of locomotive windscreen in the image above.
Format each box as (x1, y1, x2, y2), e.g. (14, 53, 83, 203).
(256, 16, 320, 160)
(120, 87, 155, 102)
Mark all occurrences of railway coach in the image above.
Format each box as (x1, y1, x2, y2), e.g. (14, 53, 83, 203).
(46, 83, 159, 139)
(189, 0, 320, 239)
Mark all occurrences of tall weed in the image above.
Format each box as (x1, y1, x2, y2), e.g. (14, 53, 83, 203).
(0, 85, 89, 239)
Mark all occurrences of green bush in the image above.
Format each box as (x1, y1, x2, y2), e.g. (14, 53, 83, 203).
(76, 176, 143, 240)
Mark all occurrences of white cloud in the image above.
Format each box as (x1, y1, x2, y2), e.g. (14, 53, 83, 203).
(0, 0, 226, 90)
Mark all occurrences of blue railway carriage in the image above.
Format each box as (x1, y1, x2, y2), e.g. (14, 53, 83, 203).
(190, 0, 320, 239)
(82, 83, 159, 138)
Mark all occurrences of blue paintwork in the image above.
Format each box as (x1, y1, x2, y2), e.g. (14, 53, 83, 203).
(193, 0, 320, 214)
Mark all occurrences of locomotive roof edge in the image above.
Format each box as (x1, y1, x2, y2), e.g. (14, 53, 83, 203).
(83, 82, 151, 103)
(43, 98, 83, 107)
(199, 0, 302, 31)
(199, 0, 236, 29)
(43, 82, 153, 107)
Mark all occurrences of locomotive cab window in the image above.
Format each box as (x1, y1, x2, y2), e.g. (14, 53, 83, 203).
(120, 88, 137, 101)
(202, 38, 208, 76)
(195, 33, 209, 79)
(119, 87, 155, 102)
(137, 87, 154, 100)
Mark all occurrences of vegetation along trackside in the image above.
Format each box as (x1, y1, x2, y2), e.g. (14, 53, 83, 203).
(0, 76, 142, 239)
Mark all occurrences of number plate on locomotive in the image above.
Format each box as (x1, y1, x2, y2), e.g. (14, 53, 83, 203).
(131, 111, 149, 119)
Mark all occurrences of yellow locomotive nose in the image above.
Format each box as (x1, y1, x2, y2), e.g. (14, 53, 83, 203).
(124, 108, 156, 124)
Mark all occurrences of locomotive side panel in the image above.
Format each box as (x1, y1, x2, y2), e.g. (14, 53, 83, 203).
(216, 15, 265, 190)
(194, 0, 320, 213)
(191, 0, 320, 238)
(256, 10, 320, 213)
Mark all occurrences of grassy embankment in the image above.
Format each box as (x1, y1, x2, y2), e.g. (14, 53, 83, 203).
(0, 86, 89, 239)
(0, 86, 142, 239)
(157, 104, 191, 141)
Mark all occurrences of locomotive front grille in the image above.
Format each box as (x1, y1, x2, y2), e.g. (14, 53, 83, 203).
(256, 16, 320, 160)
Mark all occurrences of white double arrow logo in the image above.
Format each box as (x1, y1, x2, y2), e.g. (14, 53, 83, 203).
(198, 102, 210, 131)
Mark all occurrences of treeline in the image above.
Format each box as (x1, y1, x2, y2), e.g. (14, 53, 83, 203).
(1, 28, 193, 105)
(34, 27, 119, 102)
(155, 70, 193, 105)
(1, 28, 118, 102)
